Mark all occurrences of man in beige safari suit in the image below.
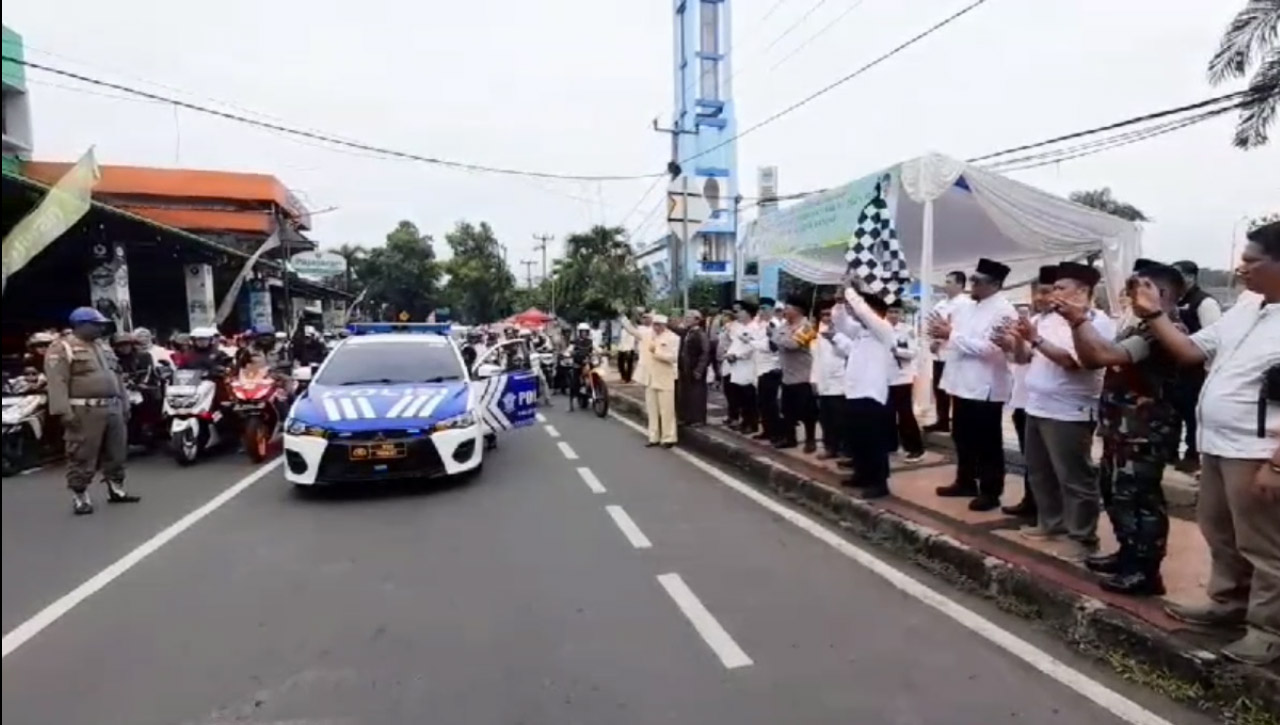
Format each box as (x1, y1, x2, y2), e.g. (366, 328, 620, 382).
(644, 314, 681, 448)
(45, 306, 140, 515)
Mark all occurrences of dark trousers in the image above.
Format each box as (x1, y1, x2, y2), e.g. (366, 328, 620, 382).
(617, 351, 637, 384)
(818, 395, 846, 455)
(779, 382, 817, 444)
(888, 383, 924, 455)
(756, 369, 782, 440)
(1172, 377, 1203, 459)
(727, 383, 758, 432)
(844, 397, 891, 492)
(951, 397, 1006, 499)
(931, 360, 951, 429)
(1012, 407, 1034, 507)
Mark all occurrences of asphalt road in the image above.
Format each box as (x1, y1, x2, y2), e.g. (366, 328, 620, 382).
(1, 405, 1210, 725)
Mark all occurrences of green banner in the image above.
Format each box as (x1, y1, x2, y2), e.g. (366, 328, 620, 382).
(2, 147, 100, 293)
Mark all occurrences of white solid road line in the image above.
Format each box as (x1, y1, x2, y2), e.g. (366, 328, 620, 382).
(536, 413, 547, 423)
(576, 467, 607, 494)
(657, 573, 754, 670)
(608, 413, 1173, 725)
(1, 458, 284, 660)
(544, 425, 561, 438)
(605, 505, 652, 549)
(557, 441, 579, 460)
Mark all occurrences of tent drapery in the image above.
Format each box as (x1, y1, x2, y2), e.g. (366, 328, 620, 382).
(741, 152, 1142, 313)
(507, 307, 554, 327)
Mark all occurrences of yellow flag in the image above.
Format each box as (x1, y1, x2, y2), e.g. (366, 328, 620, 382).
(2, 147, 101, 292)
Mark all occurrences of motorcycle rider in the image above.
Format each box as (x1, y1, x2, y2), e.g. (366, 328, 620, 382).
(570, 322, 596, 400)
(461, 329, 485, 369)
(179, 327, 233, 373)
(23, 330, 57, 371)
(44, 307, 140, 515)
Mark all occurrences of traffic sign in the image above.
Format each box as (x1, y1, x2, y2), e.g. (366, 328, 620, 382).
(398, 310, 410, 322)
(667, 175, 712, 242)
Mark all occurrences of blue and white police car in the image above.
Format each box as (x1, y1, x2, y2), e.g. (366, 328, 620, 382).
(282, 323, 538, 486)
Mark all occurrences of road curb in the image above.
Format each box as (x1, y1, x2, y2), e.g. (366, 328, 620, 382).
(608, 389, 1279, 721)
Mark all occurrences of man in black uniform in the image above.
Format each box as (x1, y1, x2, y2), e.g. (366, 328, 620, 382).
(1169, 260, 1223, 474)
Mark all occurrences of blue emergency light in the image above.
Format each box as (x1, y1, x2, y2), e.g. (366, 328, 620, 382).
(347, 322, 453, 336)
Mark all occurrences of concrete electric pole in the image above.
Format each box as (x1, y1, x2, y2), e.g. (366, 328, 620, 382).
(520, 259, 536, 290)
(532, 234, 553, 283)
(653, 119, 698, 311)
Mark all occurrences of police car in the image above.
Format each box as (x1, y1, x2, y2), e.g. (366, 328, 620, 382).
(282, 323, 538, 486)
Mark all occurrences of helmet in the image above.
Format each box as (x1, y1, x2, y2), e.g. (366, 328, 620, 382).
(274, 331, 287, 340)
(68, 306, 109, 325)
(190, 326, 217, 340)
(251, 323, 275, 338)
(576, 322, 590, 332)
(27, 331, 57, 347)
(304, 325, 318, 337)
(111, 332, 135, 346)
(518, 328, 532, 337)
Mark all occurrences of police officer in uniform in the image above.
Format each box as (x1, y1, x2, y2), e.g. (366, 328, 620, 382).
(1061, 260, 1185, 595)
(44, 307, 140, 515)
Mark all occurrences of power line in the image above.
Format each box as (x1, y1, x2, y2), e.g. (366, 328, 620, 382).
(768, 0, 870, 72)
(678, 0, 991, 167)
(4, 55, 663, 183)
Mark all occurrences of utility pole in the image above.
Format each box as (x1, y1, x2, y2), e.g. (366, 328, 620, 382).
(653, 119, 697, 311)
(520, 259, 536, 290)
(532, 234, 553, 283)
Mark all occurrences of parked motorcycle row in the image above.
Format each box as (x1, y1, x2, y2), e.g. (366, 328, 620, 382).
(1, 359, 313, 476)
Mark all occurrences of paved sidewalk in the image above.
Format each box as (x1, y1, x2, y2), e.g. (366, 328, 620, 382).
(607, 378, 1279, 718)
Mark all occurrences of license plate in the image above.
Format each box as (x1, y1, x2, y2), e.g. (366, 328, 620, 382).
(349, 442, 405, 461)
(234, 402, 264, 411)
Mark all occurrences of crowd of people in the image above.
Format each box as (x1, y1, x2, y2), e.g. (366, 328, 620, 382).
(616, 220, 1278, 666)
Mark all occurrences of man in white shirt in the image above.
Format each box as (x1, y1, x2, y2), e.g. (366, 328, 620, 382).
(1002, 268, 1058, 519)
(1008, 262, 1115, 563)
(618, 310, 655, 387)
(929, 258, 1018, 512)
(616, 322, 638, 383)
(751, 298, 783, 443)
(812, 300, 850, 460)
(724, 302, 760, 435)
(1139, 222, 1280, 666)
(886, 300, 924, 463)
(830, 285, 897, 499)
(924, 271, 972, 434)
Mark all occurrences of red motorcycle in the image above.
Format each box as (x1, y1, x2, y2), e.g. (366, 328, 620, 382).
(229, 371, 286, 462)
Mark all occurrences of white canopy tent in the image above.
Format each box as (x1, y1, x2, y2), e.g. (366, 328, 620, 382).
(740, 152, 1143, 312)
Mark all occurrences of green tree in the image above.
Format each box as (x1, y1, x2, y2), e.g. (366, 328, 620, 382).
(1209, 0, 1279, 149)
(1068, 188, 1150, 222)
(552, 225, 649, 322)
(1250, 212, 1280, 230)
(352, 220, 443, 321)
(441, 220, 517, 323)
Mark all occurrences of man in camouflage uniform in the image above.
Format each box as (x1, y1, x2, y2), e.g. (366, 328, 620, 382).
(44, 307, 141, 515)
(1060, 260, 1185, 596)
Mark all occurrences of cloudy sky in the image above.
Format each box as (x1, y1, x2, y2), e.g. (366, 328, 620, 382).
(6, 0, 1276, 274)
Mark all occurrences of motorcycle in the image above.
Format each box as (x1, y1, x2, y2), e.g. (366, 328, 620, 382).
(164, 368, 232, 466)
(531, 350, 556, 400)
(230, 370, 287, 463)
(125, 375, 165, 452)
(554, 351, 577, 396)
(1, 376, 49, 477)
(568, 352, 609, 418)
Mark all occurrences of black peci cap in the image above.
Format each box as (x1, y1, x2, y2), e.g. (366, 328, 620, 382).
(1056, 261, 1101, 287)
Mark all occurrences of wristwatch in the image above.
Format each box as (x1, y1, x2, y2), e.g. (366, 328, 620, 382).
(1030, 337, 1044, 349)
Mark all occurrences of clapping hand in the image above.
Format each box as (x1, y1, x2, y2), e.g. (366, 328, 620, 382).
(1051, 291, 1090, 326)
(927, 313, 951, 341)
(1127, 278, 1163, 319)
(1012, 315, 1037, 341)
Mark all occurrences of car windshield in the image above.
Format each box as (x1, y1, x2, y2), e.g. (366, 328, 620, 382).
(315, 341, 464, 386)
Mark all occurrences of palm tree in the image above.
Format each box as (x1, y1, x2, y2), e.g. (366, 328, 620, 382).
(332, 243, 365, 291)
(1068, 188, 1150, 222)
(1208, 1, 1280, 149)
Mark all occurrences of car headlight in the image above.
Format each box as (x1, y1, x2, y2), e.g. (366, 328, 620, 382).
(285, 419, 328, 438)
(430, 412, 476, 432)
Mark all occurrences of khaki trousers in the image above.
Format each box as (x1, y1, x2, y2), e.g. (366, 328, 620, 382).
(645, 386, 677, 444)
(1200, 454, 1280, 636)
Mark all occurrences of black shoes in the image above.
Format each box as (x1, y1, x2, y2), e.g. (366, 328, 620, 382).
(1085, 552, 1122, 574)
(1001, 498, 1037, 518)
(1099, 571, 1166, 597)
(935, 483, 977, 497)
(968, 496, 1001, 512)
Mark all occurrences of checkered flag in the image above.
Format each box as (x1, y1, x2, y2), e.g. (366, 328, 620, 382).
(844, 174, 909, 304)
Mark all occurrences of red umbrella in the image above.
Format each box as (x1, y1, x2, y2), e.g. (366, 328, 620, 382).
(507, 307, 554, 328)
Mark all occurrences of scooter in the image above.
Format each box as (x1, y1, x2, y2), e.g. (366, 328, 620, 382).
(125, 375, 165, 452)
(1, 376, 49, 477)
(164, 368, 232, 466)
(230, 372, 285, 463)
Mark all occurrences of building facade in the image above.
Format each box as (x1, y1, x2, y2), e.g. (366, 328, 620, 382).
(670, 0, 738, 290)
(2, 25, 34, 174)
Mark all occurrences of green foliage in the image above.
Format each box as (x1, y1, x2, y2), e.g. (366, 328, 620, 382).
(441, 220, 517, 324)
(550, 225, 649, 322)
(351, 221, 443, 321)
(1068, 188, 1150, 222)
(1207, 1, 1279, 149)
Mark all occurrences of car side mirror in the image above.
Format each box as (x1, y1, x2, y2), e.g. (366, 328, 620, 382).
(474, 363, 503, 379)
(293, 365, 313, 382)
